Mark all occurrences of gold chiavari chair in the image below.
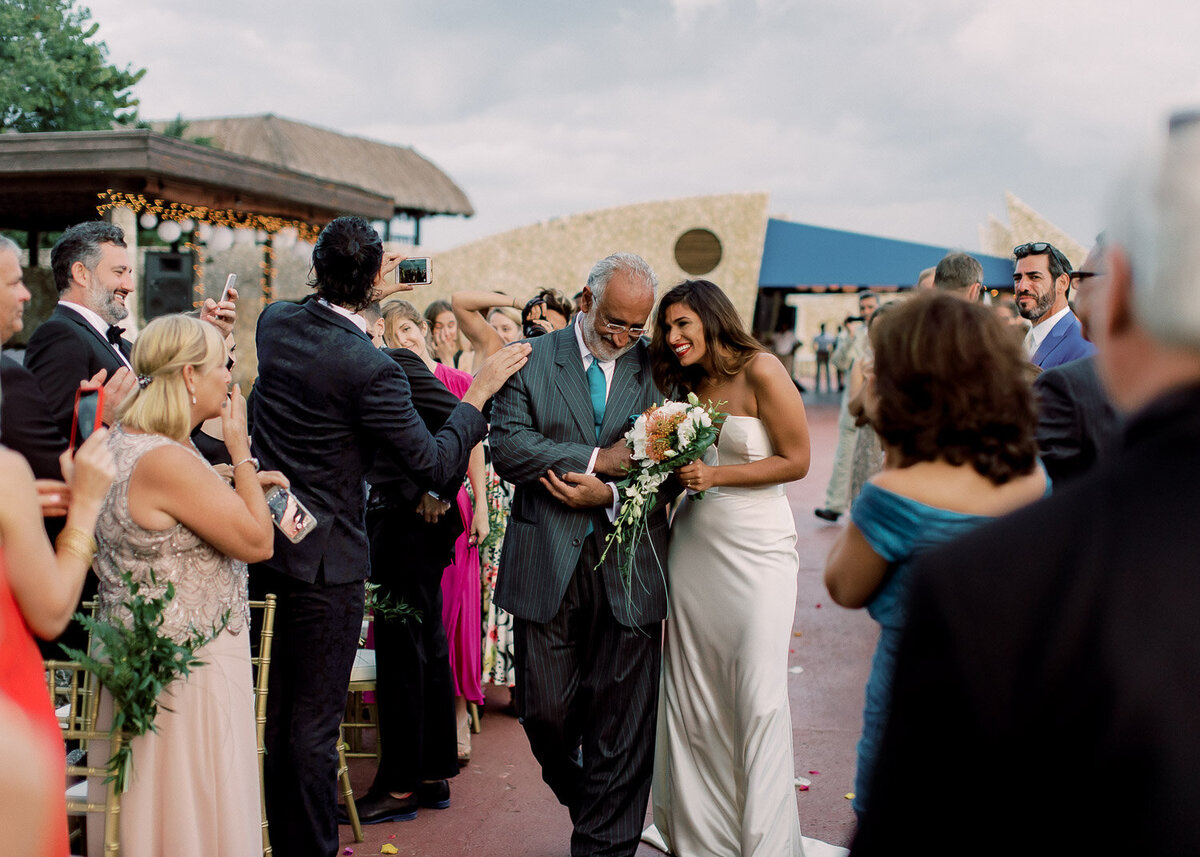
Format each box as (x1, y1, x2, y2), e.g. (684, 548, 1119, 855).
(249, 594, 277, 857)
(46, 654, 122, 856)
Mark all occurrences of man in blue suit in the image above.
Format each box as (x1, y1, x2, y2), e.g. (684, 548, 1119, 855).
(1013, 240, 1096, 369)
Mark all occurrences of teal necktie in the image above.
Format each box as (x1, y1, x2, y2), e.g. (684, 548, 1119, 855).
(586, 358, 607, 441)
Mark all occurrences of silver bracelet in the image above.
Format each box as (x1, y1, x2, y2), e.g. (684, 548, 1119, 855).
(232, 456, 260, 471)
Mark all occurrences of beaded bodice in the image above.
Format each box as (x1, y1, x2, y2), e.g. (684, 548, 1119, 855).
(95, 426, 248, 642)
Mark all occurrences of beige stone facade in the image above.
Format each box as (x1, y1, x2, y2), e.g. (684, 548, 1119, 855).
(423, 192, 772, 323)
(979, 192, 1087, 269)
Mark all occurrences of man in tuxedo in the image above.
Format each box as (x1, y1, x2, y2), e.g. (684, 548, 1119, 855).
(1013, 240, 1096, 369)
(0, 236, 67, 480)
(852, 121, 1200, 855)
(249, 217, 527, 857)
(24, 222, 138, 436)
(490, 252, 667, 857)
(24, 221, 237, 440)
(1032, 240, 1122, 484)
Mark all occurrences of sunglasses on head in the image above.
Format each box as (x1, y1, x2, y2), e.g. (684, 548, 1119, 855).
(1013, 242, 1072, 274)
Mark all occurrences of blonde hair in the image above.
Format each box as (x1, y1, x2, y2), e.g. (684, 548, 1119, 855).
(119, 315, 224, 441)
(382, 300, 425, 349)
(488, 306, 521, 327)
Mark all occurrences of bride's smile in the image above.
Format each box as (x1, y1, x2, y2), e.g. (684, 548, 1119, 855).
(664, 303, 706, 368)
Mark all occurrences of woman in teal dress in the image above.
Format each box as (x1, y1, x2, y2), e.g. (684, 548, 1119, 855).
(824, 293, 1048, 818)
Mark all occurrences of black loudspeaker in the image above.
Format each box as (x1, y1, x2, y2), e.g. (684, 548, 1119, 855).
(142, 252, 194, 320)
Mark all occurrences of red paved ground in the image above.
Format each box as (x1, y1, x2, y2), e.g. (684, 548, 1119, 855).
(336, 394, 877, 856)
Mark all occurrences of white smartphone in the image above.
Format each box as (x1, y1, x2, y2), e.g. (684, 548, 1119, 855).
(220, 273, 237, 303)
(264, 485, 318, 544)
(394, 257, 432, 286)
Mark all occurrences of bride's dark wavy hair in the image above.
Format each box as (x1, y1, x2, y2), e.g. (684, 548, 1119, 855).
(869, 292, 1038, 484)
(649, 280, 766, 396)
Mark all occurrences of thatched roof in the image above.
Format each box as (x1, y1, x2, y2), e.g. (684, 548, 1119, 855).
(0, 129, 393, 231)
(157, 114, 474, 219)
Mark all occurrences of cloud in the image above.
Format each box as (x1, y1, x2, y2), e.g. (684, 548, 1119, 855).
(77, 0, 1200, 253)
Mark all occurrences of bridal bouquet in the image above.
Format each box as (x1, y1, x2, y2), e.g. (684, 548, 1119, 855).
(597, 392, 726, 591)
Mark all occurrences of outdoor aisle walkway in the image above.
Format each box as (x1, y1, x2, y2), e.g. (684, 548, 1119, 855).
(338, 394, 878, 856)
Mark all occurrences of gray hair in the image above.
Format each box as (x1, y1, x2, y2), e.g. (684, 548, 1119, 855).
(1106, 122, 1200, 351)
(585, 253, 657, 305)
(0, 235, 18, 258)
(50, 221, 126, 295)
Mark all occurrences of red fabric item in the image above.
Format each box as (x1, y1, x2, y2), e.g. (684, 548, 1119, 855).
(0, 551, 69, 857)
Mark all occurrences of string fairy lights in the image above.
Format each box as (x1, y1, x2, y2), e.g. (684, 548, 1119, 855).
(96, 190, 318, 307)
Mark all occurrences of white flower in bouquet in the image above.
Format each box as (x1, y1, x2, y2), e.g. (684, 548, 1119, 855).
(596, 394, 727, 607)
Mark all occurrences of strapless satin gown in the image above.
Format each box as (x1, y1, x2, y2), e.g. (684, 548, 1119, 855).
(651, 416, 805, 856)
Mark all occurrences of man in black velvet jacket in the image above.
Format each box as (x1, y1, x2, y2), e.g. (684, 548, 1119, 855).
(249, 217, 527, 857)
(853, 121, 1200, 855)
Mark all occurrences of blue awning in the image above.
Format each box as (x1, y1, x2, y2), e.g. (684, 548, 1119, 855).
(758, 218, 1014, 289)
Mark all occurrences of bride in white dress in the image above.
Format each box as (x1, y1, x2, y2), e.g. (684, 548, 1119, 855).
(645, 280, 812, 857)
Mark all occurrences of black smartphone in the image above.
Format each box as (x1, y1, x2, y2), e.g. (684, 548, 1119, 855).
(70, 385, 104, 450)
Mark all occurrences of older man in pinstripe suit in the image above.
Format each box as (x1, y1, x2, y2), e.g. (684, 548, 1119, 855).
(491, 253, 669, 857)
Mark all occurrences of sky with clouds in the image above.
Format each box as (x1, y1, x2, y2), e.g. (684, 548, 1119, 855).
(81, 0, 1200, 253)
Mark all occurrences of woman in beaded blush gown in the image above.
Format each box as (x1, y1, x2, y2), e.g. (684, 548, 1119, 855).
(644, 279, 812, 857)
(88, 315, 285, 857)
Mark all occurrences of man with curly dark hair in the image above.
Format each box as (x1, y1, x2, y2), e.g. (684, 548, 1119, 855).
(249, 217, 528, 855)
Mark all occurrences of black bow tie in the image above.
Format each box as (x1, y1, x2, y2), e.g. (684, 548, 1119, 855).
(106, 325, 125, 345)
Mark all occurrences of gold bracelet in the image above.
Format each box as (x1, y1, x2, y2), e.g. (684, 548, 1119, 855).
(56, 526, 97, 565)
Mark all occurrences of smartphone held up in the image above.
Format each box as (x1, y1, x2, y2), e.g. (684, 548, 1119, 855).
(70, 384, 104, 450)
(394, 257, 432, 286)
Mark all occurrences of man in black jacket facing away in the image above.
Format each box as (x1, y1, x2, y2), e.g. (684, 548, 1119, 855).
(250, 217, 528, 857)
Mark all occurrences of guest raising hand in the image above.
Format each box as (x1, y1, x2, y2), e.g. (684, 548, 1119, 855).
(89, 314, 286, 856)
(0, 426, 114, 857)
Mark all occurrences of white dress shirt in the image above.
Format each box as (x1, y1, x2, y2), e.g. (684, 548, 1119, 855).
(317, 298, 370, 334)
(1025, 304, 1073, 358)
(573, 318, 622, 514)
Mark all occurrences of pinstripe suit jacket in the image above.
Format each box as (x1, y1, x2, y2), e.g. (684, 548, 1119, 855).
(490, 326, 669, 627)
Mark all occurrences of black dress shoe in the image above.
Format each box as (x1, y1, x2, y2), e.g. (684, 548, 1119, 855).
(417, 779, 451, 809)
(813, 508, 842, 522)
(342, 790, 419, 824)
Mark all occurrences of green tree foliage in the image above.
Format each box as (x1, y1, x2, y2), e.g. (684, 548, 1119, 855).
(0, 0, 146, 132)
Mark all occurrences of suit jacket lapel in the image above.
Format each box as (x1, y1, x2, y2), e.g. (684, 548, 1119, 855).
(1035, 314, 1073, 365)
(56, 303, 123, 362)
(553, 328, 598, 442)
(598, 348, 646, 446)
